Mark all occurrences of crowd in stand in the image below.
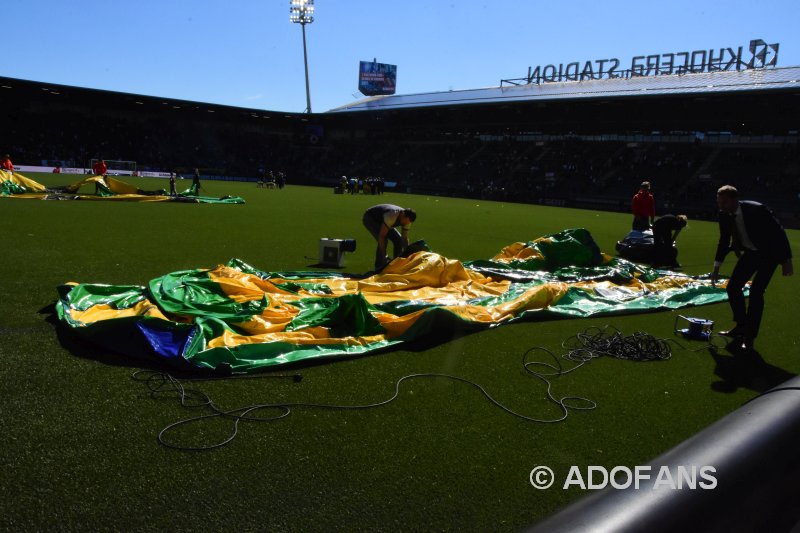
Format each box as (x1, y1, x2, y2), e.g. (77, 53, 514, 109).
(3, 104, 798, 222)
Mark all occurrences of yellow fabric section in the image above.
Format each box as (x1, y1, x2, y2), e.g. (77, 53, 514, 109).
(68, 194, 172, 202)
(106, 177, 140, 194)
(490, 241, 546, 263)
(0, 172, 175, 202)
(206, 309, 432, 350)
(356, 252, 489, 291)
(211, 254, 507, 307)
(208, 330, 388, 349)
(572, 275, 729, 299)
(69, 299, 169, 324)
(61, 176, 149, 197)
(200, 252, 574, 350)
(208, 253, 511, 307)
(1, 194, 51, 200)
(0, 171, 47, 193)
(64, 175, 105, 193)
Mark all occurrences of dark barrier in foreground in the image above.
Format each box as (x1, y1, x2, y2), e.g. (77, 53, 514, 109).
(528, 375, 800, 533)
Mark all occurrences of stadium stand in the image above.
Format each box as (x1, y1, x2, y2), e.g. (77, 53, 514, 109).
(2, 67, 798, 225)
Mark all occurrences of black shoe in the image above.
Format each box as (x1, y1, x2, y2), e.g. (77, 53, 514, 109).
(743, 337, 756, 351)
(720, 326, 745, 338)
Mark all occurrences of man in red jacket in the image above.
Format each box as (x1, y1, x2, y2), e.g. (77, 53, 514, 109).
(1, 154, 13, 173)
(92, 159, 108, 177)
(92, 159, 108, 194)
(631, 181, 655, 231)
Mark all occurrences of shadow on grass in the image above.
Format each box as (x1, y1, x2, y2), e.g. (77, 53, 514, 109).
(710, 345, 797, 394)
(305, 263, 347, 270)
(39, 303, 187, 375)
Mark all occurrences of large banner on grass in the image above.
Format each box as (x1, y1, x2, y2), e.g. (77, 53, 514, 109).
(55, 229, 734, 374)
(0, 172, 244, 204)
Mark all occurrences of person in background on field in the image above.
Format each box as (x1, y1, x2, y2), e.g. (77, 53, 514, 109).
(1, 154, 14, 173)
(631, 181, 655, 231)
(652, 214, 688, 268)
(362, 204, 417, 271)
(192, 168, 201, 193)
(92, 159, 108, 194)
(711, 185, 793, 351)
(92, 159, 107, 177)
(169, 172, 177, 196)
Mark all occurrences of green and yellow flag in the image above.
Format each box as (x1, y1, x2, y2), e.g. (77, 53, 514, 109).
(55, 229, 731, 373)
(0, 172, 244, 204)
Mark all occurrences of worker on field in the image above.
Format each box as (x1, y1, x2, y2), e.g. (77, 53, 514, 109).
(1, 154, 14, 173)
(92, 159, 108, 194)
(192, 168, 202, 193)
(92, 159, 108, 177)
(652, 214, 688, 268)
(362, 204, 417, 271)
(711, 185, 793, 351)
(631, 181, 655, 231)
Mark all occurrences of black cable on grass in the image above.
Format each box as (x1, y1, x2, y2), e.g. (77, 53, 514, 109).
(133, 325, 718, 451)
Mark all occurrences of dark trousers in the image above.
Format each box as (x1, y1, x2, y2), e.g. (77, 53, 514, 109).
(362, 213, 403, 270)
(652, 228, 677, 266)
(726, 250, 779, 338)
(632, 216, 650, 231)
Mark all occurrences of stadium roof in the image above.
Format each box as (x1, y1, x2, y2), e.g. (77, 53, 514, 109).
(329, 66, 800, 113)
(0, 75, 308, 120)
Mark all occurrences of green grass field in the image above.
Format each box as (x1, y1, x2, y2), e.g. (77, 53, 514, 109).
(2, 173, 799, 531)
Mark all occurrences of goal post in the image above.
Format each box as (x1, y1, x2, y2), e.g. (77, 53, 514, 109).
(89, 159, 137, 175)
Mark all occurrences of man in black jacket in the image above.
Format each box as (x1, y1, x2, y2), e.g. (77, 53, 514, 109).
(711, 185, 793, 350)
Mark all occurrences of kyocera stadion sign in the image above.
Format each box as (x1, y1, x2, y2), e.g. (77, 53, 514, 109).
(513, 38, 779, 85)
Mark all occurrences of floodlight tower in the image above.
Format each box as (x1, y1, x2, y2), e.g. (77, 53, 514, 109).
(289, 0, 314, 113)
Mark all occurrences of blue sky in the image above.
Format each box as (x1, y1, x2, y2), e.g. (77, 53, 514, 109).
(5, 0, 799, 113)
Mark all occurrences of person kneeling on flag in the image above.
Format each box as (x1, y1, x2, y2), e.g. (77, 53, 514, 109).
(362, 204, 417, 271)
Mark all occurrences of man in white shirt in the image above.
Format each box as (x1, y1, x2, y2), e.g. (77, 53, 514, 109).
(362, 204, 417, 271)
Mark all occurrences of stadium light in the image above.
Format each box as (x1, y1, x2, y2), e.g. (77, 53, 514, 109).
(289, 0, 314, 113)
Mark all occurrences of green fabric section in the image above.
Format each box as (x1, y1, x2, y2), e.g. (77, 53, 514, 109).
(55, 228, 737, 373)
(55, 284, 147, 323)
(173, 194, 246, 204)
(464, 228, 603, 273)
(272, 281, 334, 295)
(287, 293, 385, 337)
(147, 269, 269, 321)
(180, 183, 200, 196)
(95, 181, 115, 196)
(0, 180, 28, 195)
